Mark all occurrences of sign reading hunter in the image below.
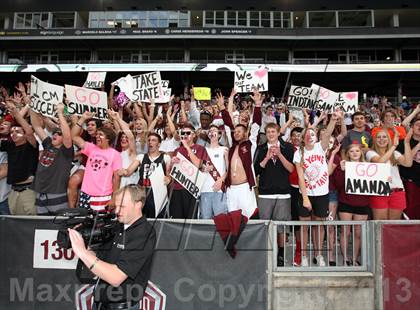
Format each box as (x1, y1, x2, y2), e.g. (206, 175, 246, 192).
(345, 162, 392, 196)
(30, 75, 64, 118)
(131, 71, 162, 101)
(334, 92, 359, 113)
(234, 67, 268, 93)
(65, 85, 108, 120)
(83, 72, 106, 89)
(170, 153, 205, 199)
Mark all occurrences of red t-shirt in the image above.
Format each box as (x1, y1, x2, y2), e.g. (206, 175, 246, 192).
(173, 144, 209, 190)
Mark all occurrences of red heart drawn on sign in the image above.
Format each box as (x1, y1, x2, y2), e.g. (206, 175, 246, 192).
(254, 68, 267, 79)
(345, 92, 356, 100)
(320, 89, 330, 99)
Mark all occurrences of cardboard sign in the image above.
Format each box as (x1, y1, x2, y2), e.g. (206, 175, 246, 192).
(130, 71, 162, 102)
(149, 166, 168, 217)
(65, 85, 108, 120)
(30, 76, 64, 118)
(334, 92, 359, 113)
(345, 162, 392, 196)
(287, 85, 318, 109)
(234, 67, 268, 93)
(84, 72, 106, 89)
(170, 153, 205, 199)
(144, 80, 172, 103)
(193, 87, 211, 100)
(311, 84, 339, 113)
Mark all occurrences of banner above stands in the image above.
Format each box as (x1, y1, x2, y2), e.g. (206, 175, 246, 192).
(4, 63, 419, 73)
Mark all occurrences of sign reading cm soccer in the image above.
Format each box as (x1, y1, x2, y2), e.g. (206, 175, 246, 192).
(65, 85, 108, 120)
(170, 153, 205, 199)
(30, 76, 63, 117)
(345, 162, 392, 196)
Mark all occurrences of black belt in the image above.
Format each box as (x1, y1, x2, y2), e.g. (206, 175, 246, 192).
(96, 301, 139, 310)
(11, 182, 32, 192)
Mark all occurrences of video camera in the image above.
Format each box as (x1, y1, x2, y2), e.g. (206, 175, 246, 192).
(54, 208, 118, 250)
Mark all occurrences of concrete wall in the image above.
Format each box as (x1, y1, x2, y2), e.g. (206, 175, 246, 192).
(272, 272, 375, 310)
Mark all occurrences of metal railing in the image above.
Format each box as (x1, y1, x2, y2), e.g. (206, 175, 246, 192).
(272, 220, 368, 272)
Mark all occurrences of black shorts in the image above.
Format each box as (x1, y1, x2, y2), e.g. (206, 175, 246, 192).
(338, 202, 370, 216)
(298, 194, 329, 218)
(290, 186, 302, 220)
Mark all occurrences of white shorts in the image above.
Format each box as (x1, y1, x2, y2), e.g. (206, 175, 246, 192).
(226, 183, 258, 218)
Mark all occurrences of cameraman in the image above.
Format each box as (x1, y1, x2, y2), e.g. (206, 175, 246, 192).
(68, 185, 156, 310)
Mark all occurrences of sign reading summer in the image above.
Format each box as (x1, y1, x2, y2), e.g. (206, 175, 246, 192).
(334, 92, 359, 113)
(131, 71, 162, 101)
(30, 76, 64, 118)
(345, 162, 392, 196)
(193, 87, 211, 100)
(84, 72, 107, 89)
(234, 67, 268, 93)
(65, 85, 108, 120)
(170, 153, 205, 199)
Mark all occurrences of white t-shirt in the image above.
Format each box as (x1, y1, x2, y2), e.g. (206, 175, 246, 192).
(201, 146, 227, 193)
(366, 150, 404, 189)
(119, 150, 140, 188)
(293, 142, 329, 196)
(159, 137, 180, 153)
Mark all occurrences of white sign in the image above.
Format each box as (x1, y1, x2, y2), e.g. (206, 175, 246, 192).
(65, 85, 108, 120)
(170, 153, 205, 198)
(30, 75, 64, 118)
(334, 92, 359, 113)
(345, 162, 392, 196)
(310, 84, 339, 113)
(234, 67, 268, 93)
(84, 72, 107, 89)
(144, 80, 172, 103)
(131, 71, 162, 102)
(150, 166, 168, 216)
(287, 85, 318, 109)
(33, 229, 78, 269)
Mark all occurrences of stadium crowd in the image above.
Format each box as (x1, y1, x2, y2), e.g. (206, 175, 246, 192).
(0, 81, 419, 267)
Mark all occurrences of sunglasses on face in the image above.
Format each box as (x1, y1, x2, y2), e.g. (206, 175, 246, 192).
(180, 131, 192, 136)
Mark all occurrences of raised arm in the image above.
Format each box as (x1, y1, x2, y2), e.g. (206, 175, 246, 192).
(114, 110, 136, 155)
(56, 103, 72, 148)
(166, 105, 180, 140)
(402, 104, 420, 128)
(6, 100, 37, 147)
(29, 110, 48, 141)
(71, 111, 95, 149)
(397, 129, 414, 167)
(320, 111, 340, 151)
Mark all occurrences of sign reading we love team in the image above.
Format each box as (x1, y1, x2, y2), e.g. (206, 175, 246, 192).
(234, 67, 268, 93)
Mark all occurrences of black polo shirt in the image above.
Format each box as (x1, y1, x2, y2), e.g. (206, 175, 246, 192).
(94, 216, 156, 304)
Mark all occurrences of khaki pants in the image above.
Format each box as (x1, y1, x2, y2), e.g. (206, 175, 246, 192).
(8, 189, 36, 215)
